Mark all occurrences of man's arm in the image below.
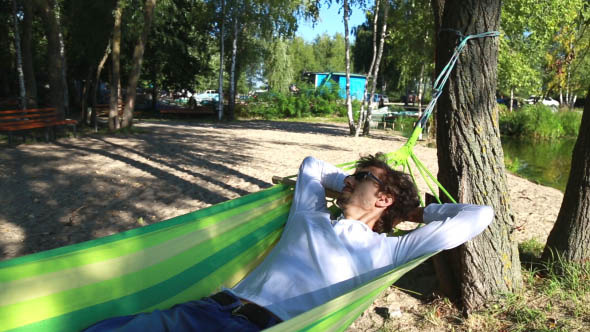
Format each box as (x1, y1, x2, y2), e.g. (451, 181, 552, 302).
(388, 204, 494, 266)
(290, 156, 348, 213)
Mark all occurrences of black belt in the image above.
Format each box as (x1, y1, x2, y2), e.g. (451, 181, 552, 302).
(209, 292, 281, 329)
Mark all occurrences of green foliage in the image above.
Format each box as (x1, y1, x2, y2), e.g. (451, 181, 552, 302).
(499, 104, 582, 139)
(265, 38, 293, 93)
(241, 84, 352, 119)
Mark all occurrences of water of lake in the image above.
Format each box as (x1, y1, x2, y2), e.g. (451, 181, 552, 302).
(501, 136, 575, 192)
(393, 126, 575, 192)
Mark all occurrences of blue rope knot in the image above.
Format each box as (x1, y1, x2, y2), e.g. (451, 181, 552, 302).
(412, 30, 500, 131)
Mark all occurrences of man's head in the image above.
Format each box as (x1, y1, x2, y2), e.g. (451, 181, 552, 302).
(337, 153, 420, 233)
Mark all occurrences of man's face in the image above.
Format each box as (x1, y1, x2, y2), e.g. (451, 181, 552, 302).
(337, 166, 387, 211)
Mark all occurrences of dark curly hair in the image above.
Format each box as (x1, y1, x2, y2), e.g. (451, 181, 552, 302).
(356, 153, 420, 233)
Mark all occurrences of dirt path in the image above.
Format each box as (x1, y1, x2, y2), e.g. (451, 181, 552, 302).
(0, 120, 564, 330)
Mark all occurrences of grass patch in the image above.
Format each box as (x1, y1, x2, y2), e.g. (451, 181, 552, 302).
(390, 241, 590, 331)
(500, 104, 583, 139)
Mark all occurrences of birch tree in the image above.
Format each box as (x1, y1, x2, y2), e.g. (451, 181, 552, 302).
(362, 0, 388, 136)
(11, 0, 26, 109)
(343, 0, 355, 135)
(354, 0, 380, 137)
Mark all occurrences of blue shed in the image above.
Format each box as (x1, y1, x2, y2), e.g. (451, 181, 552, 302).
(308, 72, 367, 101)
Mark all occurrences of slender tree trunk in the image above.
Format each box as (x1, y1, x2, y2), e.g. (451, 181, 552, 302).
(151, 69, 158, 111)
(11, 0, 26, 109)
(355, 0, 380, 137)
(217, 0, 225, 121)
(35, 0, 65, 118)
(55, 7, 68, 115)
(509, 88, 514, 112)
(109, 2, 122, 131)
(343, 0, 355, 135)
(121, 0, 156, 128)
(91, 41, 110, 129)
(432, 0, 522, 313)
(363, 2, 389, 136)
(417, 63, 425, 117)
(81, 67, 93, 126)
(542, 85, 590, 263)
(22, 0, 37, 107)
(228, 11, 239, 121)
(559, 89, 564, 105)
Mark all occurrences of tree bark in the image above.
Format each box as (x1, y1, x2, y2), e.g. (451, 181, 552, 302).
(354, 0, 380, 137)
(343, 0, 355, 135)
(432, 0, 522, 313)
(217, 0, 225, 121)
(362, 1, 389, 136)
(228, 10, 239, 121)
(22, 0, 37, 108)
(542, 85, 590, 263)
(121, 0, 157, 128)
(12, 0, 26, 109)
(109, 2, 122, 130)
(35, 0, 65, 118)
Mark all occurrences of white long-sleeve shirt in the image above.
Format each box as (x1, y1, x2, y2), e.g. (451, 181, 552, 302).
(231, 156, 494, 320)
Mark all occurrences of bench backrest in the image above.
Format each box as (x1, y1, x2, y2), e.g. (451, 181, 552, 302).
(0, 108, 60, 124)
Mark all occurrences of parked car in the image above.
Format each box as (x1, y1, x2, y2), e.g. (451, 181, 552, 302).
(523, 96, 559, 108)
(541, 97, 559, 108)
(194, 90, 219, 103)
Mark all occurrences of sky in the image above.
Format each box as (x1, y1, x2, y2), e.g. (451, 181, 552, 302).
(295, 2, 372, 42)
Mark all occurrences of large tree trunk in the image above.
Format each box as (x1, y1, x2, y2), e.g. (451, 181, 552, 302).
(109, 2, 122, 130)
(228, 11, 239, 121)
(121, 0, 157, 128)
(22, 0, 37, 108)
(217, 0, 225, 121)
(542, 85, 590, 263)
(35, 0, 65, 118)
(11, 0, 26, 109)
(363, 2, 389, 136)
(343, 0, 355, 135)
(432, 0, 522, 313)
(354, 0, 380, 137)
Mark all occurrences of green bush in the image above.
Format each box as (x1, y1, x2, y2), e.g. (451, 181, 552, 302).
(242, 83, 356, 120)
(499, 104, 581, 139)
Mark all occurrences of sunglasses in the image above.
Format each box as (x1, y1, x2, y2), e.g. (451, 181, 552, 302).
(346, 171, 383, 186)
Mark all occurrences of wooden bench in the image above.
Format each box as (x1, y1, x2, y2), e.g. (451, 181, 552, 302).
(0, 108, 77, 144)
(92, 103, 124, 117)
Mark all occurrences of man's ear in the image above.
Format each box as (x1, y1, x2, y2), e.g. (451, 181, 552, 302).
(376, 193, 394, 208)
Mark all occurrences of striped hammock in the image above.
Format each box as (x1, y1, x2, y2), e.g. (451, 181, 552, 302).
(0, 126, 443, 332)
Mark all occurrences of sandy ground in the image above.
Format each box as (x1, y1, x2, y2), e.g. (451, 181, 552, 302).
(0, 119, 564, 330)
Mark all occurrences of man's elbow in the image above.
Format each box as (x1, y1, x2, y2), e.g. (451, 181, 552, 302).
(476, 205, 494, 233)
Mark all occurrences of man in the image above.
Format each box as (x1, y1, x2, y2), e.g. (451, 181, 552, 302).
(85, 153, 493, 331)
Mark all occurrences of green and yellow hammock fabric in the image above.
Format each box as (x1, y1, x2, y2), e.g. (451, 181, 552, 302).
(0, 31, 498, 332)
